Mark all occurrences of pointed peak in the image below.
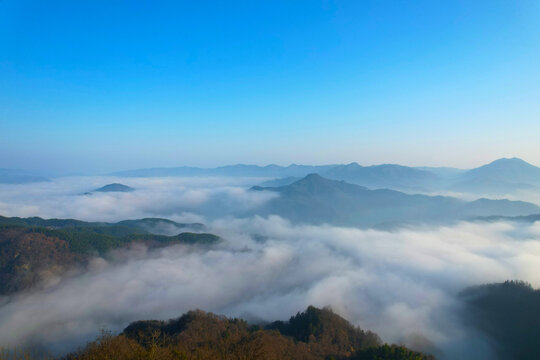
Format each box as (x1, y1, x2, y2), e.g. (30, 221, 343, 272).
(288, 173, 336, 187)
(483, 157, 536, 168)
(291, 173, 329, 186)
(290, 173, 365, 190)
(303, 173, 324, 180)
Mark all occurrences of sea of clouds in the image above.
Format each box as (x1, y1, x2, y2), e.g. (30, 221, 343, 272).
(1, 177, 539, 359)
(0, 176, 276, 222)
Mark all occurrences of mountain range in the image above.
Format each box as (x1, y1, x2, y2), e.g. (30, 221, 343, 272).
(111, 157, 540, 195)
(250, 174, 540, 228)
(449, 157, 540, 194)
(110, 163, 438, 191)
(4, 157, 540, 196)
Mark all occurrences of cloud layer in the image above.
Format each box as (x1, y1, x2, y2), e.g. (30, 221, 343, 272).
(1, 216, 539, 359)
(1, 176, 540, 359)
(0, 176, 276, 222)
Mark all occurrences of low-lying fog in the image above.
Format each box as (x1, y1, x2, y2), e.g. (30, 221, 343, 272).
(0, 176, 277, 223)
(1, 177, 540, 359)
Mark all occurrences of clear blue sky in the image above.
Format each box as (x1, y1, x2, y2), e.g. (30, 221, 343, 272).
(1, 0, 539, 174)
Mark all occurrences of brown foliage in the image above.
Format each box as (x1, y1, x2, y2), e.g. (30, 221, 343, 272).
(0, 227, 82, 294)
(67, 307, 433, 360)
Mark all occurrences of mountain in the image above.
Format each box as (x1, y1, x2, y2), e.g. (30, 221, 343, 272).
(473, 213, 540, 223)
(110, 158, 540, 195)
(0, 215, 205, 236)
(320, 163, 439, 191)
(258, 176, 301, 187)
(463, 198, 539, 216)
(93, 183, 135, 192)
(0, 226, 83, 295)
(451, 158, 540, 194)
(112, 162, 445, 192)
(461, 281, 540, 360)
(0, 215, 216, 294)
(0, 169, 50, 184)
(116, 218, 205, 234)
(250, 174, 540, 227)
(69, 306, 433, 360)
(464, 158, 540, 182)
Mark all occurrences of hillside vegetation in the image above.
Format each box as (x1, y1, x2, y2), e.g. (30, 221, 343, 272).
(64, 306, 433, 360)
(0, 216, 218, 295)
(461, 280, 540, 359)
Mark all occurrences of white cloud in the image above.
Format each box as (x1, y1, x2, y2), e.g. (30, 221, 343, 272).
(0, 176, 277, 222)
(0, 217, 538, 359)
(1, 176, 539, 359)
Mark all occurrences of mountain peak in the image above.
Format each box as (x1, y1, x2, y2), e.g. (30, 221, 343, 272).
(476, 157, 538, 172)
(275, 173, 371, 195)
(455, 157, 540, 190)
(303, 173, 325, 181)
(489, 157, 531, 166)
(94, 183, 135, 193)
(287, 173, 332, 188)
(292, 173, 352, 188)
(251, 173, 363, 194)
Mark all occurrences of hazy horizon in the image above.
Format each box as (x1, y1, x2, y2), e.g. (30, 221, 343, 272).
(2, 1, 540, 174)
(3, 156, 540, 178)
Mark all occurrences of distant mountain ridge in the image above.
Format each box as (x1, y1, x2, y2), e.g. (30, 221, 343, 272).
(450, 158, 540, 194)
(464, 157, 540, 181)
(250, 174, 540, 227)
(6, 157, 538, 195)
(321, 162, 438, 191)
(112, 162, 441, 191)
(0, 215, 205, 235)
(259, 176, 301, 187)
(112, 157, 540, 195)
(93, 183, 135, 192)
(473, 213, 540, 223)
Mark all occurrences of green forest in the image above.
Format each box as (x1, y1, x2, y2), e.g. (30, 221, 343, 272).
(0, 216, 218, 294)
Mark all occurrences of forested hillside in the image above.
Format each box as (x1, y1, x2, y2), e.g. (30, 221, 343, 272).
(461, 281, 540, 359)
(0, 216, 219, 295)
(64, 306, 433, 360)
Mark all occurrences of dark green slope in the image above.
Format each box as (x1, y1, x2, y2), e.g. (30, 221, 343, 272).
(0, 215, 218, 295)
(461, 281, 540, 360)
(0, 215, 205, 236)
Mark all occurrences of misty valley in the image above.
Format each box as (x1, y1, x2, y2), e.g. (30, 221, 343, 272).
(0, 158, 539, 359)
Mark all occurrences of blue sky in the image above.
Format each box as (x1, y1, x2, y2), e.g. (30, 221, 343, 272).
(1, 0, 539, 174)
